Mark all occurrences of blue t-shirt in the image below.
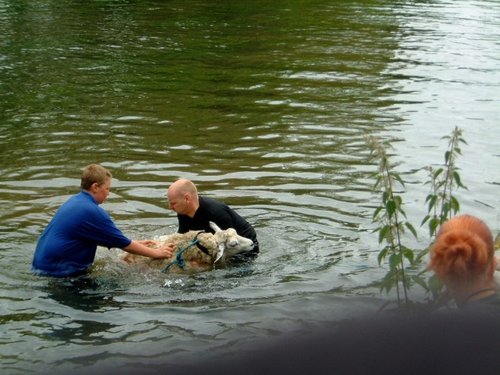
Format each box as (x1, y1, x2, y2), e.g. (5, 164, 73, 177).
(32, 191, 131, 277)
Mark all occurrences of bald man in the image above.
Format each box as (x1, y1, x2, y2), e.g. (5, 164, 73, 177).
(167, 179, 259, 259)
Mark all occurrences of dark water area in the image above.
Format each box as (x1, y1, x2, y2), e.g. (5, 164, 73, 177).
(1, 0, 499, 373)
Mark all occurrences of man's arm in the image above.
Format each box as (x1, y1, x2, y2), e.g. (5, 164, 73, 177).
(123, 240, 174, 259)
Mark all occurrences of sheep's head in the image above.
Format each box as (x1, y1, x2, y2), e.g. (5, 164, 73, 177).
(209, 221, 255, 263)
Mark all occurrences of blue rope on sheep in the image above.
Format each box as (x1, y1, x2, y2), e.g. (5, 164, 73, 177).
(160, 231, 205, 273)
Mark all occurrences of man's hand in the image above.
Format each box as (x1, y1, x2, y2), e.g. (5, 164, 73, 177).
(152, 243, 175, 258)
(124, 240, 174, 259)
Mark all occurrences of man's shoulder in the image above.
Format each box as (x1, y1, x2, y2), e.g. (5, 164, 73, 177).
(199, 196, 227, 210)
(63, 192, 109, 220)
(67, 191, 94, 206)
(197, 196, 233, 223)
(58, 192, 89, 213)
(199, 195, 220, 205)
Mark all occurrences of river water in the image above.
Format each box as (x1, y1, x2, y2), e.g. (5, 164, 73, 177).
(1, 1, 499, 374)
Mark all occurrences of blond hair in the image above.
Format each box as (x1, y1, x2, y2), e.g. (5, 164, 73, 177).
(80, 164, 112, 190)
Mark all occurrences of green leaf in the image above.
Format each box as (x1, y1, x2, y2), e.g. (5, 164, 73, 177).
(402, 246, 415, 264)
(377, 247, 389, 264)
(435, 180, 446, 189)
(421, 215, 430, 226)
(427, 195, 438, 212)
(386, 200, 396, 217)
(394, 195, 403, 207)
(372, 206, 383, 220)
(429, 217, 440, 236)
(405, 222, 418, 239)
(442, 202, 451, 219)
(380, 276, 394, 294)
(427, 274, 444, 297)
(416, 247, 430, 262)
(382, 269, 399, 292)
(382, 191, 389, 204)
(378, 225, 390, 244)
(389, 252, 401, 271)
(444, 150, 451, 163)
(433, 168, 444, 179)
(453, 171, 466, 189)
(441, 134, 451, 141)
(450, 196, 460, 214)
(393, 173, 405, 187)
(412, 275, 429, 291)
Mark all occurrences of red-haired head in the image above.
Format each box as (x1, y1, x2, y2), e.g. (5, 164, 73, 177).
(429, 215, 495, 296)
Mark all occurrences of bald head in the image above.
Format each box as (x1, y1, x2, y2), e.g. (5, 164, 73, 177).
(169, 178, 197, 196)
(167, 178, 199, 217)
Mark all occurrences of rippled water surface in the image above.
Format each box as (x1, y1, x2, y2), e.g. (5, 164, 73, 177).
(1, 0, 499, 373)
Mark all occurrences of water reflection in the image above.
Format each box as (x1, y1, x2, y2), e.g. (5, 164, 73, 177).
(46, 319, 119, 343)
(43, 275, 123, 312)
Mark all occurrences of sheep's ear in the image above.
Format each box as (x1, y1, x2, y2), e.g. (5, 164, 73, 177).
(209, 221, 222, 233)
(214, 243, 225, 263)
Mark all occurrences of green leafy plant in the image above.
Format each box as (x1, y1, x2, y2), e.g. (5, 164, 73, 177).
(418, 127, 467, 299)
(368, 136, 417, 306)
(368, 127, 467, 306)
(421, 127, 467, 237)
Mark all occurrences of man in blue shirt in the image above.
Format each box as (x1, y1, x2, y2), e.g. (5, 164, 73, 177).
(32, 164, 174, 277)
(167, 178, 259, 259)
